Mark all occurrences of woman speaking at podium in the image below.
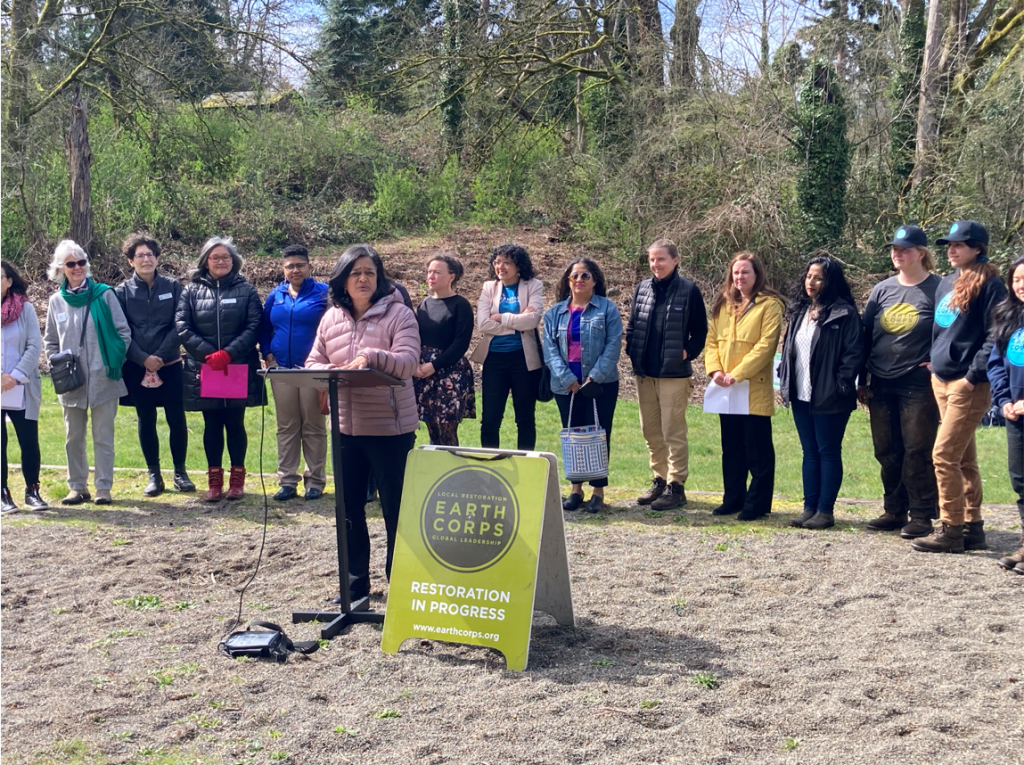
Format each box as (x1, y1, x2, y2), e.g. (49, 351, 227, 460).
(306, 244, 421, 601)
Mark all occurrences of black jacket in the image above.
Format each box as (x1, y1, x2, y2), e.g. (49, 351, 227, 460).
(176, 272, 266, 410)
(779, 300, 864, 414)
(114, 272, 183, 365)
(931, 272, 1006, 384)
(625, 273, 708, 378)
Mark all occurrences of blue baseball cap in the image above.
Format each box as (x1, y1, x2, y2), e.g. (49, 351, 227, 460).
(936, 220, 989, 247)
(885, 225, 928, 248)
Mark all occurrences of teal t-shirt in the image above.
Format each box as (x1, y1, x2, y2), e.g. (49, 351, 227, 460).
(489, 283, 524, 352)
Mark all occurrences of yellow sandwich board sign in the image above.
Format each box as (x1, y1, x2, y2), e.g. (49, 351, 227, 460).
(381, 446, 574, 671)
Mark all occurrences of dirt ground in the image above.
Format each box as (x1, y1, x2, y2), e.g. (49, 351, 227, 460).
(2, 479, 1022, 765)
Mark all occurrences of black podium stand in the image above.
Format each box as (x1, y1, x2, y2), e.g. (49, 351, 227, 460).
(262, 367, 404, 638)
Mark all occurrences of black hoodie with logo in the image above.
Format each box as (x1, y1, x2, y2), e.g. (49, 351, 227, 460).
(930, 271, 1006, 385)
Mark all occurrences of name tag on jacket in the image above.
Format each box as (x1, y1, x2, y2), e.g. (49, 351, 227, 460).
(222, 298, 237, 304)
(159, 293, 173, 300)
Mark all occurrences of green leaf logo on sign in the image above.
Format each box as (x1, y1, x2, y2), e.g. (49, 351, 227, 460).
(420, 466, 520, 572)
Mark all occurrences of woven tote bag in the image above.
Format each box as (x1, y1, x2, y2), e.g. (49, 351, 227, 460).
(560, 393, 608, 482)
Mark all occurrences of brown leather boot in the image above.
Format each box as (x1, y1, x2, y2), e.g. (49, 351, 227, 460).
(911, 522, 965, 554)
(900, 513, 934, 539)
(637, 477, 666, 505)
(997, 538, 1024, 572)
(866, 511, 908, 531)
(203, 467, 224, 502)
(963, 520, 987, 550)
(226, 466, 246, 501)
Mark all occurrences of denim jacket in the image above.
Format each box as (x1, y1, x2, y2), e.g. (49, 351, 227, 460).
(543, 295, 623, 395)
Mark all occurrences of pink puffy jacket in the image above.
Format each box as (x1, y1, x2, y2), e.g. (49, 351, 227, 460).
(306, 291, 421, 436)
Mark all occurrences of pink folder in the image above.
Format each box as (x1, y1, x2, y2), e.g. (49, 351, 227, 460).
(200, 363, 249, 399)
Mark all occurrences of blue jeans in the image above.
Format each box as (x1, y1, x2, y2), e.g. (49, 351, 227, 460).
(791, 400, 851, 514)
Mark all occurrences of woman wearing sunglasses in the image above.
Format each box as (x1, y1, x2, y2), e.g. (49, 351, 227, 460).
(43, 241, 132, 505)
(543, 258, 623, 513)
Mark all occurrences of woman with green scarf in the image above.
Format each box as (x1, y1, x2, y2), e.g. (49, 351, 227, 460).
(43, 240, 131, 505)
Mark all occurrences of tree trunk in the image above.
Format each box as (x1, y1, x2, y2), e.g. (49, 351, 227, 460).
(911, 0, 945, 189)
(636, 0, 665, 88)
(66, 88, 95, 255)
(670, 0, 700, 90)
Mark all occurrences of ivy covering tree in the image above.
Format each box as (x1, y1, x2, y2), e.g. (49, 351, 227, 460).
(888, 0, 925, 194)
(792, 60, 851, 250)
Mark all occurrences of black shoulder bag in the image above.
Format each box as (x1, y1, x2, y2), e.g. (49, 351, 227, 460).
(51, 290, 93, 395)
(534, 328, 554, 403)
(219, 621, 319, 663)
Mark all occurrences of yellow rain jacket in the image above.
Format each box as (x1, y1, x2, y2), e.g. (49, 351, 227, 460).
(704, 295, 785, 417)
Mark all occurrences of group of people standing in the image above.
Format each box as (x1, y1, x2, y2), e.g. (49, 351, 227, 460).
(2, 221, 1023, 600)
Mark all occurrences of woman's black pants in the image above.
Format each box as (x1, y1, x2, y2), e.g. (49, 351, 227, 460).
(2, 409, 40, 488)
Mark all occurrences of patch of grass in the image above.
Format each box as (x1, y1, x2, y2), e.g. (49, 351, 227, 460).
(268, 730, 283, 739)
(31, 739, 102, 765)
(714, 542, 729, 551)
(245, 601, 272, 612)
(114, 595, 162, 611)
(110, 731, 133, 741)
(111, 538, 132, 546)
(269, 752, 290, 761)
(590, 657, 616, 667)
(49, 607, 70, 614)
(782, 737, 801, 751)
(373, 709, 402, 719)
(639, 700, 661, 709)
(208, 700, 228, 709)
(671, 598, 687, 614)
(333, 725, 358, 736)
(691, 672, 721, 689)
(152, 663, 200, 687)
(171, 600, 196, 612)
(316, 638, 331, 651)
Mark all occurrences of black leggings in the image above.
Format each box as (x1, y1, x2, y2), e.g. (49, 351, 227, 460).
(138, 403, 189, 469)
(202, 408, 247, 468)
(2, 409, 40, 488)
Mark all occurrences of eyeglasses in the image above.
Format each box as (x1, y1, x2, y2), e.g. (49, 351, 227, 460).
(64, 259, 87, 269)
(208, 256, 233, 264)
(283, 263, 308, 270)
(133, 252, 157, 261)
(569, 272, 593, 282)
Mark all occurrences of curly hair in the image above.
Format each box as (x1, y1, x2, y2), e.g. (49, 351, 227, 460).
(990, 257, 1024, 355)
(427, 253, 464, 287)
(328, 244, 393, 311)
(487, 243, 535, 282)
(554, 258, 607, 303)
(948, 242, 999, 313)
(786, 254, 855, 323)
(711, 251, 784, 319)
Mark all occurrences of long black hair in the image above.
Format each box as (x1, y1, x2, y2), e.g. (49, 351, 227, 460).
(487, 243, 535, 282)
(328, 243, 393, 311)
(1, 260, 29, 298)
(554, 258, 607, 302)
(991, 256, 1024, 355)
(786, 254, 855, 323)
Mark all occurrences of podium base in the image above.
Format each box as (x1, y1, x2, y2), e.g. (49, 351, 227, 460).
(293, 597, 385, 639)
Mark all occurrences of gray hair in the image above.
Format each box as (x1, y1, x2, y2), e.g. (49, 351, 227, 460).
(48, 240, 92, 282)
(192, 236, 243, 280)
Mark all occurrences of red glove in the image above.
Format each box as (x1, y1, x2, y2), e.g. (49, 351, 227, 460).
(205, 350, 231, 371)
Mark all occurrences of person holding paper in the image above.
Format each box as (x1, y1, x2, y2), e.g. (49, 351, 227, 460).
(43, 241, 131, 506)
(470, 244, 545, 450)
(543, 257, 623, 514)
(704, 252, 785, 521)
(306, 244, 420, 602)
(779, 256, 864, 530)
(857, 225, 941, 539)
(625, 239, 708, 511)
(115, 233, 193, 498)
(259, 244, 330, 502)
(1, 261, 46, 513)
(176, 237, 265, 502)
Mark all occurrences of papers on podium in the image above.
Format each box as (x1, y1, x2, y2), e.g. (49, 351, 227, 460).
(702, 379, 750, 415)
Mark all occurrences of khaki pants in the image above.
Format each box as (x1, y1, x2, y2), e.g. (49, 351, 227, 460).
(63, 398, 118, 491)
(932, 377, 991, 525)
(271, 379, 328, 490)
(636, 375, 692, 485)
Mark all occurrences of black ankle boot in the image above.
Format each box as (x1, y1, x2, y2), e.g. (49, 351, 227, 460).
(24, 484, 48, 510)
(173, 465, 196, 493)
(144, 470, 165, 497)
(1, 487, 18, 514)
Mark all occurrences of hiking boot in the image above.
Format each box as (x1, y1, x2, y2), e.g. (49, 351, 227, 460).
(789, 507, 816, 528)
(144, 470, 165, 498)
(900, 514, 934, 539)
(1, 487, 18, 514)
(203, 467, 224, 502)
(61, 489, 91, 505)
(803, 512, 835, 530)
(997, 539, 1024, 572)
(867, 511, 908, 531)
(964, 520, 987, 551)
(304, 487, 323, 501)
(173, 465, 196, 493)
(712, 503, 742, 516)
(24, 484, 48, 510)
(226, 466, 246, 501)
(911, 522, 964, 554)
(638, 477, 667, 505)
(95, 489, 112, 505)
(651, 482, 686, 511)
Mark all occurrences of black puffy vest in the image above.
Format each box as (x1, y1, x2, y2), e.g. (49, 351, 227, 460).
(626, 274, 708, 378)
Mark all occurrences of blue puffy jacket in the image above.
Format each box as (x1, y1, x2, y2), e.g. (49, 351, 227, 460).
(259, 279, 330, 368)
(988, 325, 1024, 409)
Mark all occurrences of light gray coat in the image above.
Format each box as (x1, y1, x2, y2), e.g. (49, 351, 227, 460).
(43, 287, 131, 409)
(3, 302, 44, 420)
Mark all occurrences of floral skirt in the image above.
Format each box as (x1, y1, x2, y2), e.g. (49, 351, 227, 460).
(414, 346, 477, 427)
